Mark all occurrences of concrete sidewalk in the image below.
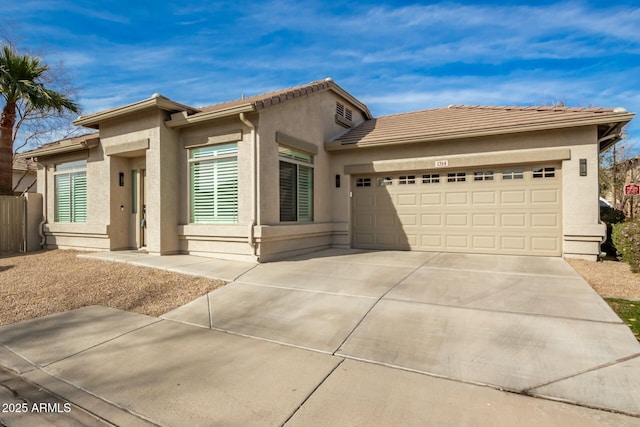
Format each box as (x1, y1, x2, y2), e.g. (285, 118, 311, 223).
(1, 307, 638, 427)
(2, 249, 640, 426)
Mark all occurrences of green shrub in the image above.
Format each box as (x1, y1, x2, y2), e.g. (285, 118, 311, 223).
(601, 205, 626, 256)
(612, 221, 640, 273)
(601, 205, 626, 224)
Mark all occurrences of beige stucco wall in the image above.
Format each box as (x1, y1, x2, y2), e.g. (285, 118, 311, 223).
(253, 91, 366, 261)
(176, 116, 254, 259)
(38, 145, 109, 250)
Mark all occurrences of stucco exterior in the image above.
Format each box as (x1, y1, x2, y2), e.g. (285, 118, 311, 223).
(21, 79, 633, 262)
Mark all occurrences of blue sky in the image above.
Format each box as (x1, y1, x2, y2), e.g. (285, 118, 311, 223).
(4, 0, 640, 141)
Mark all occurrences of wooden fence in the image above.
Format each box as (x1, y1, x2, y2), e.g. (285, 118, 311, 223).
(0, 196, 25, 253)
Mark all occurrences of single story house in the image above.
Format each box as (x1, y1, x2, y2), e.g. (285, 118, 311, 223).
(19, 78, 634, 261)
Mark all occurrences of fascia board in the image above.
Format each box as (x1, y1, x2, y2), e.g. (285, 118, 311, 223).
(165, 104, 255, 128)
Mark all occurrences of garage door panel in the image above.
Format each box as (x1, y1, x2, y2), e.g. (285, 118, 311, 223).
(472, 213, 496, 226)
(421, 234, 442, 247)
(352, 164, 561, 256)
(501, 236, 527, 250)
(421, 193, 442, 205)
(397, 194, 417, 205)
(501, 213, 526, 227)
(445, 192, 467, 204)
(531, 189, 559, 203)
(421, 214, 442, 226)
(446, 235, 469, 248)
(501, 190, 526, 204)
(531, 213, 559, 227)
(354, 213, 374, 226)
(473, 235, 497, 250)
(532, 237, 559, 251)
(375, 213, 397, 226)
(445, 213, 468, 226)
(399, 214, 418, 225)
(472, 191, 496, 204)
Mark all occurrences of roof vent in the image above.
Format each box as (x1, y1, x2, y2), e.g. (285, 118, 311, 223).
(151, 93, 161, 99)
(324, 77, 333, 82)
(613, 107, 627, 113)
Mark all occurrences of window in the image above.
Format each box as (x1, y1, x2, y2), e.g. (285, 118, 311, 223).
(356, 177, 372, 187)
(399, 175, 416, 184)
(55, 160, 87, 223)
(377, 177, 393, 186)
(189, 143, 238, 223)
(422, 174, 440, 184)
(502, 169, 524, 180)
(474, 171, 494, 181)
(279, 146, 314, 222)
(447, 172, 466, 182)
(533, 167, 555, 178)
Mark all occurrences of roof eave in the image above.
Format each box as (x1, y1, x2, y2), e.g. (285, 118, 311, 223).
(17, 137, 100, 159)
(74, 95, 199, 129)
(325, 113, 635, 151)
(165, 104, 256, 128)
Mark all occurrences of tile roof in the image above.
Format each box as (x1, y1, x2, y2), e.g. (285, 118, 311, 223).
(329, 105, 634, 148)
(17, 132, 100, 158)
(198, 78, 372, 118)
(12, 157, 37, 171)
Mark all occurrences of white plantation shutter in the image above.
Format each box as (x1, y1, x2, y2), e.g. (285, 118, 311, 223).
(298, 165, 313, 221)
(71, 172, 87, 222)
(278, 146, 314, 222)
(190, 143, 238, 224)
(55, 170, 87, 223)
(55, 174, 71, 222)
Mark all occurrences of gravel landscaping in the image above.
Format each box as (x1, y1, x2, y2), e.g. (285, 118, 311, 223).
(2, 249, 639, 327)
(567, 258, 640, 300)
(0, 250, 224, 326)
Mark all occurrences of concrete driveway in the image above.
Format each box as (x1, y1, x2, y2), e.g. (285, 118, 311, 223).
(2, 249, 640, 426)
(164, 249, 640, 409)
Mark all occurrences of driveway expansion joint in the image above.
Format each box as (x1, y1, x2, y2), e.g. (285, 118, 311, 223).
(280, 358, 345, 426)
(524, 352, 640, 394)
(333, 256, 435, 356)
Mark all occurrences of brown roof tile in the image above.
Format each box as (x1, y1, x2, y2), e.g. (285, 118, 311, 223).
(198, 78, 371, 118)
(332, 105, 634, 147)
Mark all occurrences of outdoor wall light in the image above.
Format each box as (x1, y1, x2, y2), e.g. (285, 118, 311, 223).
(335, 174, 341, 188)
(579, 159, 587, 176)
(119, 172, 125, 186)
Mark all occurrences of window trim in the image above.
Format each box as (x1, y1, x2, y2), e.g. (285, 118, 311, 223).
(279, 146, 314, 222)
(502, 168, 524, 180)
(532, 166, 556, 179)
(54, 159, 87, 223)
(447, 172, 466, 183)
(188, 142, 239, 224)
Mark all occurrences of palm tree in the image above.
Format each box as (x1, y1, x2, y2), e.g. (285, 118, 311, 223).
(0, 45, 80, 195)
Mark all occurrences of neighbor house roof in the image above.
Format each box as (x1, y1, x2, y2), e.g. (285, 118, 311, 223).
(12, 157, 38, 171)
(165, 78, 372, 128)
(326, 105, 635, 151)
(16, 132, 100, 159)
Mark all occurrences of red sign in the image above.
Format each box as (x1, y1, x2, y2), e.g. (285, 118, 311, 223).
(625, 184, 640, 195)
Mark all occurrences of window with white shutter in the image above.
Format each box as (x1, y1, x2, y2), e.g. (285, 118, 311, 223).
(54, 160, 87, 223)
(279, 146, 313, 222)
(189, 143, 238, 224)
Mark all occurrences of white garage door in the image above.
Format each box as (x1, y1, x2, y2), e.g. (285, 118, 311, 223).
(352, 164, 562, 256)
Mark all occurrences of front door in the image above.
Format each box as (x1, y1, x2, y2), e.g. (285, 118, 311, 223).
(131, 168, 147, 249)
